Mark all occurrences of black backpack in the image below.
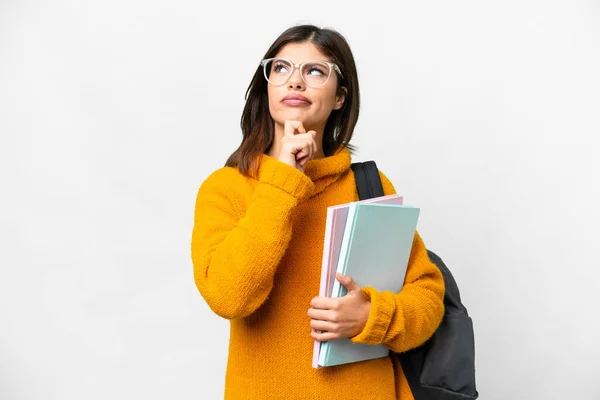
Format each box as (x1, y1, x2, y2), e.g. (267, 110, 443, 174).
(351, 161, 479, 400)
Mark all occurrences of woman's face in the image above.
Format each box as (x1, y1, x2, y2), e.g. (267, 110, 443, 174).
(267, 42, 345, 134)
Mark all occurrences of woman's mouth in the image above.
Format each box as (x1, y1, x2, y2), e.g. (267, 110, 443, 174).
(282, 94, 311, 106)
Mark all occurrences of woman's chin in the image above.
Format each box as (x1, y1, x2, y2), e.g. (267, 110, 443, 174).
(276, 113, 315, 127)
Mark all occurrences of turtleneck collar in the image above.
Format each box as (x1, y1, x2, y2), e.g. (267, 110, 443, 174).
(256, 147, 352, 198)
(303, 147, 352, 196)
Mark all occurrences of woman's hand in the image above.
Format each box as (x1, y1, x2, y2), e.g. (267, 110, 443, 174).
(271, 120, 317, 171)
(308, 272, 371, 342)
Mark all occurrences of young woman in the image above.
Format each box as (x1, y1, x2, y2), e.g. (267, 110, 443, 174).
(191, 24, 445, 400)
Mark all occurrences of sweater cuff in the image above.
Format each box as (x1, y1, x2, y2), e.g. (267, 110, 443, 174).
(350, 287, 397, 346)
(258, 155, 314, 200)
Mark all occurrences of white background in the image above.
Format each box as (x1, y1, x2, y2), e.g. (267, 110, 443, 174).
(1, 1, 599, 399)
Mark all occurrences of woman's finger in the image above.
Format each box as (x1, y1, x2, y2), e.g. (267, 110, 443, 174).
(296, 122, 307, 134)
(307, 308, 330, 321)
(293, 141, 311, 160)
(310, 296, 337, 310)
(284, 120, 306, 136)
(311, 329, 340, 342)
(310, 319, 336, 332)
(308, 130, 317, 155)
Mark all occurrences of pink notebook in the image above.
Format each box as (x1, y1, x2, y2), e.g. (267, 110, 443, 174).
(312, 194, 404, 368)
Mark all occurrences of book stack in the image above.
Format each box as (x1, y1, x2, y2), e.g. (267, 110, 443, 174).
(312, 194, 420, 368)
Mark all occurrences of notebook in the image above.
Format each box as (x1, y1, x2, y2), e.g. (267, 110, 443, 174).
(317, 202, 420, 368)
(312, 194, 404, 369)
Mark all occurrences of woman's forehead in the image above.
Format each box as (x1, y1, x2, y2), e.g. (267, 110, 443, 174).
(274, 42, 330, 63)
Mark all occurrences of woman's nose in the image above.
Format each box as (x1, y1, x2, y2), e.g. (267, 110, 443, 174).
(288, 67, 305, 90)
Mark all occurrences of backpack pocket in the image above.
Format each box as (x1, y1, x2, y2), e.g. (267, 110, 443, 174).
(420, 313, 478, 398)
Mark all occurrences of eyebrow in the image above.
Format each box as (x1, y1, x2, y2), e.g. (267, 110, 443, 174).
(274, 57, 332, 63)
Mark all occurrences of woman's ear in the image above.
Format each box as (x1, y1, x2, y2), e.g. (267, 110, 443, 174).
(333, 86, 348, 110)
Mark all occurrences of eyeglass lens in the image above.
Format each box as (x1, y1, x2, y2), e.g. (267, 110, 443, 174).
(264, 59, 331, 87)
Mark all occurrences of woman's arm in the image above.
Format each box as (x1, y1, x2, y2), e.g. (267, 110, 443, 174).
(191, 157, 313, 320)
(349, 230, 445, 352)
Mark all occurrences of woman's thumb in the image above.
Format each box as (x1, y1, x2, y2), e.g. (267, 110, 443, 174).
(336, 272, 360, 293)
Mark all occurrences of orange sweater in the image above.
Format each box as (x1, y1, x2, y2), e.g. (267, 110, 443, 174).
(191, 148, 445, 400)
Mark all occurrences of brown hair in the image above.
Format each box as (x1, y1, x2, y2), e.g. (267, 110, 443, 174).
(225, 24, 360, 176)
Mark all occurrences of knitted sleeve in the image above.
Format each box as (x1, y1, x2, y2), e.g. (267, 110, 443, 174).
(191, 156, 314, 320)
(349, 172, 445, 352)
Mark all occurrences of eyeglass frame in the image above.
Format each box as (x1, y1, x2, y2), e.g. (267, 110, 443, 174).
(260, 58, 344, 88)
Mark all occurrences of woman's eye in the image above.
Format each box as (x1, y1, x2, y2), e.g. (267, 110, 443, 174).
(305, 65, 327, 76)
(273, 63, 289, 73)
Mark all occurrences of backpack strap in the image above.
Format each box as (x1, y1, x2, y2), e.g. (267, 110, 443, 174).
(350, 161, 385, 200)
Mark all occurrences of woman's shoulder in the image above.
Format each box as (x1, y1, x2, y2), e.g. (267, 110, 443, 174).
(204, 165, 246, 183)
(197, 165, 253, 198)
(376, 170, 397, 196)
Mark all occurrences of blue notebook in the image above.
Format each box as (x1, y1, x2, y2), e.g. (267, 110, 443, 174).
(317, 202, 420, 367)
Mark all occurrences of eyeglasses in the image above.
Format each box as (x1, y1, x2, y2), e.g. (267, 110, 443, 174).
(261, 58, 343, 88)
